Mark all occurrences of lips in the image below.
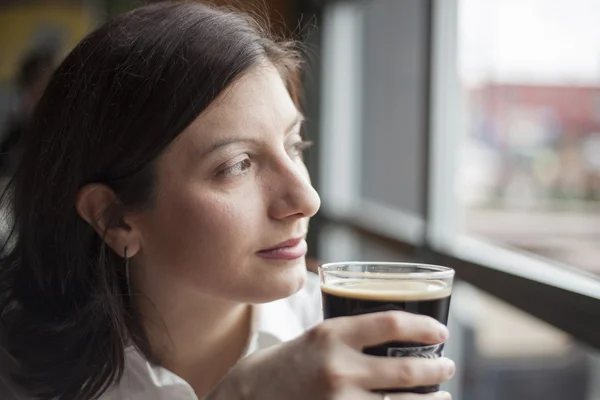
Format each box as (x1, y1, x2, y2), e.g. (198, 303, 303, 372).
(257, 237, 308, 260)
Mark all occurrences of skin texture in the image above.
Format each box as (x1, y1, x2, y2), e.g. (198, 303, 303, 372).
(131, 64, 319, 306)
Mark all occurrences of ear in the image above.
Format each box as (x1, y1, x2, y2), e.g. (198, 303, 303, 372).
(75, 184, 141, 258)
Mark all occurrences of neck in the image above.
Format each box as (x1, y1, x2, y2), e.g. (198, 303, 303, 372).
(136, 290, 252, 397)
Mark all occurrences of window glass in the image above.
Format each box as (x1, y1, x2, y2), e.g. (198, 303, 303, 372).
(458, 0, 600, 273)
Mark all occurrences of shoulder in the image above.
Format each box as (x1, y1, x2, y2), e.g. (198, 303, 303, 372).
(99, 348, 196, 400)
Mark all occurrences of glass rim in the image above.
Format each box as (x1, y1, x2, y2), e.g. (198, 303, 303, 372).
(319, 261, 455, 280)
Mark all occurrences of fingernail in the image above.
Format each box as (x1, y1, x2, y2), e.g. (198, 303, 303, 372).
(440, 357, 455, 378)
(438, 324, 449, 341)
(437, 390, 452, 399)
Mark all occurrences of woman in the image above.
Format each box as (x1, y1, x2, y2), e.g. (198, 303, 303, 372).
(0, 2, 455, 400)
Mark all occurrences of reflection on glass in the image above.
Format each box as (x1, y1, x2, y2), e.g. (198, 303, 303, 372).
(457, 0, 600, 273)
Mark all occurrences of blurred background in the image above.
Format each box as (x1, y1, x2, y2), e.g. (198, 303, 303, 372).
(1, 0, 600, 399)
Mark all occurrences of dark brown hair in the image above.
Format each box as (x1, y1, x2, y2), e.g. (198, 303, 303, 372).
(0, 2, 302, 399)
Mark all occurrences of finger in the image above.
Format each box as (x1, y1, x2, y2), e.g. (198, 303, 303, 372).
(377, 390, 452, 400)
(356, 356, 455, 390)
(326, 311, 448, 349)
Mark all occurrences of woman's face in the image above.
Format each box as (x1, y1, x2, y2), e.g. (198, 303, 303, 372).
(129, 64, 320, 304)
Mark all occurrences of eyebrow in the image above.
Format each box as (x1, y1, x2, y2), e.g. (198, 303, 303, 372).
(201, 112, 305, 157)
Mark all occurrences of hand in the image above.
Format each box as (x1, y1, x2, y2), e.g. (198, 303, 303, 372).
(207, 311, 455, 400)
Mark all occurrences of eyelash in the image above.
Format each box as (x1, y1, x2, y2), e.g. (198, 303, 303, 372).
(217, 140, 314, 178)
(289, 140, 313, 159)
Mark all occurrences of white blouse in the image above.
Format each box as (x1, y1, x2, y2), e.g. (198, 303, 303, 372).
(100, 272, 323, 400)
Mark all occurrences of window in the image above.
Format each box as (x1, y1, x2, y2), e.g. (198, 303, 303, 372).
(313, 0, 600, 399)
(455, 0, 600, 274)
(427, 0, 600, 332)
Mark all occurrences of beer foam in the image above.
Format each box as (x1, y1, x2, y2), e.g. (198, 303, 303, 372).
(321, 280, 451, 301)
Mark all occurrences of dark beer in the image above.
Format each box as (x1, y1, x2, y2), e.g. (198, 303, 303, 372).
(321, 280, 452, 393)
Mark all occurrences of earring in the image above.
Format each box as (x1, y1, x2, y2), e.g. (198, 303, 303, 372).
(124, 246, 132, 297)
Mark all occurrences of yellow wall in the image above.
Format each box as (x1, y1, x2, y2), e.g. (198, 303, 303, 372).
(0, 2, 95, 83)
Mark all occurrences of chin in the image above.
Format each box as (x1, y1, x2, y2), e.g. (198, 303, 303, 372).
(254, 259, 307, 303)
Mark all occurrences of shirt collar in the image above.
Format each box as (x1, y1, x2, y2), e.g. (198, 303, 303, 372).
(245, 297, 304, 356)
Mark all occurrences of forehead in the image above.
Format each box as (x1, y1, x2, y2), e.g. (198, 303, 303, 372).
(184, 64, 298, 142)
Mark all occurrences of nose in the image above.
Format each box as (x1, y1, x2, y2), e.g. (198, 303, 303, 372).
(267, 158, 321, 221)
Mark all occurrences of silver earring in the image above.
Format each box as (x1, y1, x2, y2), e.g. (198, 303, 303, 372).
(124, 247, 132, 297)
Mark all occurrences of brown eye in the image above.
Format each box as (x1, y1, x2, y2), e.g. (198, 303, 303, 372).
(218, 158, 252, 178)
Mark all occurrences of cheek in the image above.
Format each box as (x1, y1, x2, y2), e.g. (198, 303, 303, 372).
(140, 183, 264, 283)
